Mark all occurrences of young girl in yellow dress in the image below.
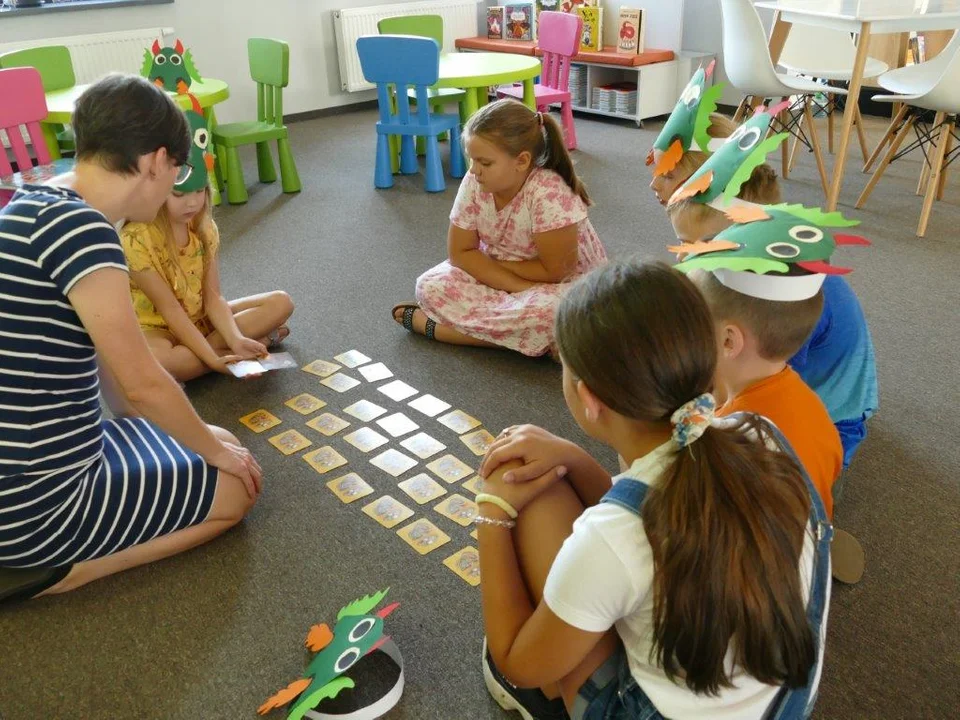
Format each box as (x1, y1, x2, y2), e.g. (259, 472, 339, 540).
(120, 106, 293, 381)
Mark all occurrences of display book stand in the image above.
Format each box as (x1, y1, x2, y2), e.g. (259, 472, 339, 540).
(454, 37, 713, 127)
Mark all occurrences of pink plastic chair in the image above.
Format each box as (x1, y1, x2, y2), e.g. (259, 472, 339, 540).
(0, 67, 52, 177)
(496, 11, 583, 149)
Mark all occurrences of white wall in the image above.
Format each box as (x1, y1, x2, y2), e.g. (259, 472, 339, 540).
(0, 0, 436, 122)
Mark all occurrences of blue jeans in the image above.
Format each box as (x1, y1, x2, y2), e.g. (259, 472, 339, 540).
(573, 649, 664, 720)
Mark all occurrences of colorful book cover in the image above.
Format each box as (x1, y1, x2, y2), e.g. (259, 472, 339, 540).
(577, 6, 603, 52)
(505, 3, 534, 41)
(617, 7, 644, 54)
(487, 6, 505, 39)
(536, 0, 560, 22)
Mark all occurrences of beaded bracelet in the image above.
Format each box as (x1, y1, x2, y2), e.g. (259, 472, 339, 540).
(475, 493, 519, 519)
(473, 514, 516, 530)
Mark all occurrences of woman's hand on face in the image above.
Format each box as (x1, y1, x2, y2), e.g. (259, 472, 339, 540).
(480, 425, 572, 486)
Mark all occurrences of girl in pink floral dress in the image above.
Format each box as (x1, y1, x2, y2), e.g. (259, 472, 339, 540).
(392, 99, 607, 357)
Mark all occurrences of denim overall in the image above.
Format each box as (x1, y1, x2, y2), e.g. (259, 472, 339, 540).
(576, 415, 833, 720)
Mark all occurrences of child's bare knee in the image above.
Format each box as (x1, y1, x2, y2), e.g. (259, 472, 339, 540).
(213, 471, 258, 524)
(208, 425, 240, 446)
(271, 290, 294, 320)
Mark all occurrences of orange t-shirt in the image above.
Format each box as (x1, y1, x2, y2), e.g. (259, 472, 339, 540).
(720, 367, 842, 518)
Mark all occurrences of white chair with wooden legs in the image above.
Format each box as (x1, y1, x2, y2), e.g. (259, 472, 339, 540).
(720, 0, 831, 196)
(777, 24, 888, 172)
(856, 45, 960, 237)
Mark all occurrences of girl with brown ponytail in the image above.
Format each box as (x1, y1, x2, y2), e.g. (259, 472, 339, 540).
(392, 99, 607, 358)
(474, 260, 831, 720)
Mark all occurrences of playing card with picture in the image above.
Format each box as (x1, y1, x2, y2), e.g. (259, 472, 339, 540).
(306, 413, 350, 437)
(437, 410, 482, 434)
(399, 432, 446, 460)
(376, 412, 419, 438)
(362, 495, 414, 528)
(459, 429, 496, 457)
(378, 380, 418, 402)
(397, 473, 447, 505)
(426, 454, 473, 484)
(370, 449, 418, 477)
(268, 429, 312, 456)
(303, 446, 348, 475)
(461, 475, 484, 495)
(342, 399, 388, 422)
(408, 394, 452, 418)
(333, 350, 372, 368)
(227, 360, 265, 378)
(443, 546, 481, 586)
(321, 373, 361, 393)
(302, 359, 341, 377)
(358, 362, 393, 382)
(434, 493, 478, 527)
(284, 393, 326, 415)
(396, 518, 451, 555)
(326, 473, 375, 504)
(239, 409, 281, 433)
(343, 427, 389, 453)
(259, 351, 298, 371)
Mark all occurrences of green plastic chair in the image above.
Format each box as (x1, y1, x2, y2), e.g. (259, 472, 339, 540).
(211, 38, 301, 204)
(0, 45, 76, 153)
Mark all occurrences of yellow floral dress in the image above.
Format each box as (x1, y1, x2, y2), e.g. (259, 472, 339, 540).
(120, 220, 220, 334)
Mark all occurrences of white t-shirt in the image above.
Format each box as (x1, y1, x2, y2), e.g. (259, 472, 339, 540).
(543, 440, 823, 720)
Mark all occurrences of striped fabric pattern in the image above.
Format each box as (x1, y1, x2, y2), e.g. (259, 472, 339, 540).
(0, 186, 217, 568)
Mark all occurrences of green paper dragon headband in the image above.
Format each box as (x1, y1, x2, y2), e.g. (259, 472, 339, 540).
(647, 61, 725, 178)
(668, 102, 790, 208)
(141, 38, 203, 94)
(175, 94, 213, 194)
(671, 203, 871, 301)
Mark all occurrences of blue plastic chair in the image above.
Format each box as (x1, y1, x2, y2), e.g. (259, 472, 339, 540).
(356, 35, 465, 192)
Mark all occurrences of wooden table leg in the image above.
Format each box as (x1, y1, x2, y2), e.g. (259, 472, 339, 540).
(40, 123, 62, 161)
(827, 21, 872, 211)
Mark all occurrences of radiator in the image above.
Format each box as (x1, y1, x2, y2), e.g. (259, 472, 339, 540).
(0, 27, 174, 84)
(334, 0, 480, 92)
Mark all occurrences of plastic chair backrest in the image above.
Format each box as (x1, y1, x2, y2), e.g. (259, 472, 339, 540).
(247, 37, 289, 127)
(0, 67, 52, 176)
(779, 25, 861, 73)
(0, 45, 75, 92)
(356, 35, 440, 128)
(910, 37, 960, 112)
(377, 14, 444, 47)
(537, 11, 582, 92)
(718, 0, 783, 92)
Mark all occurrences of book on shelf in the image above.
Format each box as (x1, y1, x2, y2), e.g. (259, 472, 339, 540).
(504, 2, 535, 41)
(487, 6, 505, 39)
(536, 0, 560, 22)
(616, 7, 645, 54)
(559, 0, 595, 14)
(577, 6, 603, 52)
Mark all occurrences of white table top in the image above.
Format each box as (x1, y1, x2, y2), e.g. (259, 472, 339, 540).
(755, 0, 960, 32)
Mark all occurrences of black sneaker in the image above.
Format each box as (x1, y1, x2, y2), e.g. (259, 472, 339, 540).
(482, 638, 570, 720)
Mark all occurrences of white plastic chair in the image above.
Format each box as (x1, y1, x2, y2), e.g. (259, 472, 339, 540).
(778, 24, 888, 167)
(856, 41, 960, 237)
(719, 0, 832, 194)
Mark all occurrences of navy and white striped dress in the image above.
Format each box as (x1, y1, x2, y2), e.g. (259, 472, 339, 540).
(0, 185, 218, 569)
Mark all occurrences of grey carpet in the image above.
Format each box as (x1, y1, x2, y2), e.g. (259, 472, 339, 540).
(1, 109, 958, 720)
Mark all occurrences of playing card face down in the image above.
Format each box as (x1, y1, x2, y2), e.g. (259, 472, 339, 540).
(321, 373, 361, 393)
(400, 432, 446, 460)
(438, 410, 482, 434)
(397, 518, 451, 555)
(376, 412, 419, 438)
(285, 393, 326, 415)
(306, 413, 350, 437)
(343, 427, 389, 453)
(343, 399, 388, 422)
(358, 362, 393, 382)
(444, 546, 481, 586)
(434, 494, 478, 527)
(302, 359, 341, 377)
(459, 429, 496, 457)
(397, 473, 447, 505)
(408, 394, 451, 417)
(239, 409, 281, 433)
(378, 380, 418, 402)
(303, 446, 348, 475)
(370, 449, 418, 477)
(268, 429, 312, 455)
(327, 473, 374, 503)
(334, 350, 372, 368)
(426, 454, 473, 483)
(362, 495, 414, 528)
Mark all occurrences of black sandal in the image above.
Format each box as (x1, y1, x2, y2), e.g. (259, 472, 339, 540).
(0, 564, 72, 604)
(393, 303, 437, 340)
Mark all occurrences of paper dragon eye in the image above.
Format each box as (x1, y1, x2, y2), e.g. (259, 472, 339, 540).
(766, 242, 800, 259)
(171, 54, 183, 66)
(788, 225, 824, 243)
(680, 83, 702, 108)
(736, 127, 762, 151)
(348, 618, 375, 642)
(155, 55, 167, 65)
(334, 647, 361, 674)
(194, 128, 209, 149)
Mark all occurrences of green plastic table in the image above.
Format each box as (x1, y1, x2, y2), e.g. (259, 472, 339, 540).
(437, 52, 541, 118)
(42, 78, 231, 204)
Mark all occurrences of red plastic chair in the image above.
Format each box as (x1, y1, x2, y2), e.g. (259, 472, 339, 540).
(496, 11, 583, 149)
(0, 66, 52, 177)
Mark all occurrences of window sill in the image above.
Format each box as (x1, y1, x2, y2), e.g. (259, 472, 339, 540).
(0, 0, 172, 18)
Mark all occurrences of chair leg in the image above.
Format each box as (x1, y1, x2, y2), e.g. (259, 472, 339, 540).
(375, 133, 395, 189)
(430, 98, 449, 142)
(936, 127, 954, 201)
(917, 111, 944, 196)
(400, 136, 418, 175)
(803, 98, 830, 198)
(827, 93, 835, 154)
(561, 100, 577, 150)
(276, 138, 301, 194)
(779, 106, 790, 180)
(732, 97, 749, 123)
(863, 104, 908, 173)
(449, 127, 466, 179)
(424, 135, 446, 193)
(213, 144, 226, 191)
(788, 120, 803, 173)
(256, 141, 278, 184)
(918, 119, 953, 237)
(856, 113, 916, 208)
(224, 146, 248, 205)
(853, 105, 870, 165)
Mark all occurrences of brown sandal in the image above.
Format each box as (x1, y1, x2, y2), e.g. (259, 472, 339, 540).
(391, 303, 436, 340)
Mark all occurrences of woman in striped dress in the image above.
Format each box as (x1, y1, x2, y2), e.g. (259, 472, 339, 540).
(0, 75, 262, 602)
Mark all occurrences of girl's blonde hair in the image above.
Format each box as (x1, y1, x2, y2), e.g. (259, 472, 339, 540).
(154, 186, 217, 291)
(464, 98, 591, 205)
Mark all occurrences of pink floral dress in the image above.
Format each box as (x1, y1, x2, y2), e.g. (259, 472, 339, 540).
(415, 168, 608, 356)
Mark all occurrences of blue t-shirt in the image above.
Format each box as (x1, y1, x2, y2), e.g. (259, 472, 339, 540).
(789, 276, 878, 468)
